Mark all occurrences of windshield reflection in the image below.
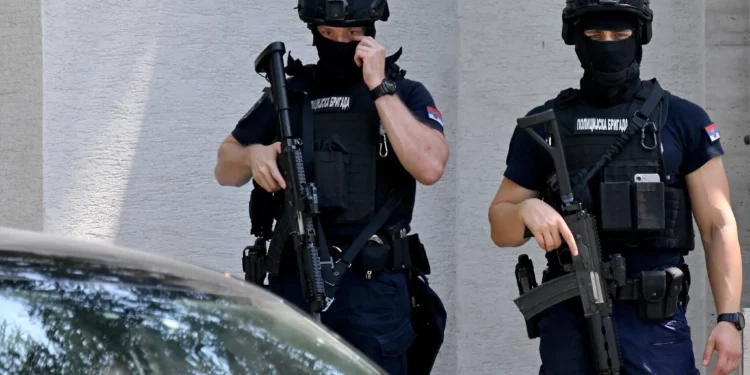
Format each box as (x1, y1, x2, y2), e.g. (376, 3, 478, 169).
(0, 254, 381, 375)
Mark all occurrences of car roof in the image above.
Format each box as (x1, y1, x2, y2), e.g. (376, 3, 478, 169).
(0, 226, 287, 306)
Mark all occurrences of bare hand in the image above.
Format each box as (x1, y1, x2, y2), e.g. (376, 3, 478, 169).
(352, 36, 386, 90)
(520, 198, 579, 256)
(247, 142, 286, 193)
(703, 322, 742, 375)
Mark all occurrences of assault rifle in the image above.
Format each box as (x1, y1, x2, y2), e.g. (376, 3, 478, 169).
(513, 109, 626, 375)
(254, 42, 332, 322)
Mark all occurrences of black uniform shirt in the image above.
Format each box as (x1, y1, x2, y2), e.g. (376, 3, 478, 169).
(232, 77, 445, 240)
(504, 94, 725, 274)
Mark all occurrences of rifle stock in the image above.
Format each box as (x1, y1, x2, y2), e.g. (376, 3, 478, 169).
(512, 109, 623, 375)
(254, 42, 330, 322)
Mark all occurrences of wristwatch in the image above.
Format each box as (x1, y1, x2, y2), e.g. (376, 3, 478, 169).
(371, 78, 397, 101)
(717, 313, 745, 331)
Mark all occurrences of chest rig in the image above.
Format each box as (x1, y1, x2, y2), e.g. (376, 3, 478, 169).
(542, 79, 695, 254)
(305, 80, 385, 226)
(279, 58, 407, 231)
(246, 52, 425, 285)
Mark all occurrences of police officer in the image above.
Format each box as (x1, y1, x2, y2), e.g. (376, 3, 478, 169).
(488, 1, 743, 374)
(214, 1, 449, 373)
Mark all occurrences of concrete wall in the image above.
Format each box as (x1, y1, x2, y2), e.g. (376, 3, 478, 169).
(1, 0, 741, 373)
(0, 0, 44, 231)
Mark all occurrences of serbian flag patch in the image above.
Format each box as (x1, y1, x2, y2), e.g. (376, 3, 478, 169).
(426, 106, 443, 126)
(705, 123, 720, 142)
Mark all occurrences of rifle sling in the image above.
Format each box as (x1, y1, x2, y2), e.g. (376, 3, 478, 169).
(268, 90, 403, 299)
(582, 81, 666, 184)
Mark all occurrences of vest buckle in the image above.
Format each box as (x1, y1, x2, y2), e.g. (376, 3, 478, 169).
(632, 109, 649, 128)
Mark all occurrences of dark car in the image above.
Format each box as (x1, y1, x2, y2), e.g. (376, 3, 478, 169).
(0, 227, 385, 375)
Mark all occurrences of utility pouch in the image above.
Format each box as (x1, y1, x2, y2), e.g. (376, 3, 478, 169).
(407, 234, 431, 275)
(386, 223, 411, 271)
(242, 238, 268, 287)
(634, 182, 666, 230)
(663, 267, 684, 318)
(600, 182, 632, 231)
(315, 138, 349, 210)
(357, 238, 392, 276)
(638, 267, 683, 321)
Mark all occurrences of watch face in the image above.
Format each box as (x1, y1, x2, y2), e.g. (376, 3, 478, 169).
(739, 313, 745, 329)
(383, 80, 396, 92)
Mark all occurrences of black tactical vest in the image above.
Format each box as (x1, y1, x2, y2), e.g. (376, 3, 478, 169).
(279, 64, 408, 234)
(542, 79, 695, 254)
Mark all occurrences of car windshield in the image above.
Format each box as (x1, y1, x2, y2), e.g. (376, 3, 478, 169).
(0, 253, 382, 375)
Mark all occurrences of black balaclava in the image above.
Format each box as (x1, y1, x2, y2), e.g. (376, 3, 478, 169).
(311, 24, 376, 88)
(574, 13, 642, 106)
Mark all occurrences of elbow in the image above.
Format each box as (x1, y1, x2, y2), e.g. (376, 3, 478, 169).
(490, 229, 505, 248)
(214, 161, 243, 187)
(214, 165, 234, 187)
(415, 159, 447, 186)
(488, 209, 504, 247)
(488, 204, 523, 248)
(489, 220, 513, 248)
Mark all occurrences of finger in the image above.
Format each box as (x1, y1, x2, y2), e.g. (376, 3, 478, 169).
(354, 51, 363, 67)
(559, 221, 578, 256)
(542, 231, 556, 252)
(262, 174, 280, 193)
(253, 173, 272, 193)
(724, 358, 740, 374)
(272, 142, 281, 154)
(531, 230, 546, 251)
(703, 337, 716, 366)
(724, 357, 739, 375)
(551, 227, 562, 249)
(355, 36, 375, 45)
(269, 164, 286, 190)
(712, 353, 727, 375)
(356, 42, 375, 51)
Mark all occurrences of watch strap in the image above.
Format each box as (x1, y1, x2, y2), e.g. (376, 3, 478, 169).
(717, 312, 745, 330)
(371, 79, 396, 101)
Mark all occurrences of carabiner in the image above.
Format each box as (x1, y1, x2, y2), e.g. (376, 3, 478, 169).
(640, 122, 658, 150)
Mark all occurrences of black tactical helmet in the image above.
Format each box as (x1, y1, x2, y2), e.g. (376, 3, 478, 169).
(297, 0, 390, 27)
(561, 0, 653, 45)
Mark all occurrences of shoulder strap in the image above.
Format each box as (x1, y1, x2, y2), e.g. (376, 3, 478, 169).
(582, 81, 666, 183)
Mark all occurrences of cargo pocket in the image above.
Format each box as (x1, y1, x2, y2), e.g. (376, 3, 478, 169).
(315, 137, 350, 211)
(379, 319, 417, 357)
(342, 319, 416, 375)
(376, 319, 417, 375)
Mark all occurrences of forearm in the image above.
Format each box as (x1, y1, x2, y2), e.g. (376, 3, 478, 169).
(704, 210, 743, 314)
(215, 142, 254, 187)
(375, 95, 448, 185)
(489, 200, 528, 247)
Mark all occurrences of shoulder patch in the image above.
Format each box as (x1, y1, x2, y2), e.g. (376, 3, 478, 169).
(426, 106, 443, 126)
(705, 123, 720, 142)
